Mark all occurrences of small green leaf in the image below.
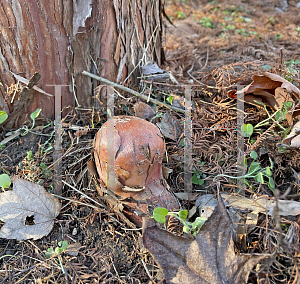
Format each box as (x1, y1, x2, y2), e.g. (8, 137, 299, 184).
(45, 252, 52, 259)
(255, 172, 264, 183)
(249, 161, 260, 173)
(183, 225, 190, 234)
(269, 157, 274, 169)
(242, 124, 254, 138)
(30, 108, 42, 120)
(27, 151, 33, 161)
(268, 177, 275, 192)
(250, 150, 258, 160)
(0, 111, 8, 124)
(265, 167, 272, 177)
(40, 163, 47, 169)
(153, 207, 169, 223)
(191, 173, 204, 185)
(59, 241, 68, 251)
(277, 146, 286, 153)
(166, 96, 174, 105)
(283, 101, 293, 109)
(46, 247, 54, 258)
(260, 65, 271, 71)
(54, 247, 60, 255)
(192, 217, 207, 230)
(275, 111, 285, 122)
(0, 174, 11, 189)
(178, 210, 188, 221)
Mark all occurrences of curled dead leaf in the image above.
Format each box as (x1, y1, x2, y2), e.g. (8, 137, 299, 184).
(281, 120, 300, 148)
(156, 113, 183, 141)
(134, 101, 156, 121)
(228, 72, 300, 121)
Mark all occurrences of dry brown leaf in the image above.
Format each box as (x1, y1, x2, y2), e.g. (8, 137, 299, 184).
(174, 192, 199, 201)
(281, 120, 300, 147)
(274, 87, 293, 109)
(143, 196, 270, 284)
(221, 193, 300, 216)
(251, 90, 277, 109)
(141, 62, 164, 75)
(228, 72, 300, 117)
(264, 72, 300, 96)
(0, 178, 61, 240)
(65, 242, 83, 257)
(172, 95, 185, 109)
(87, 159, 98, 176)
(134, 102, 156, 121)
(156, 113, 183, 141)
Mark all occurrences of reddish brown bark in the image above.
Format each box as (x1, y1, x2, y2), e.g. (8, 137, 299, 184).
(0, 0, 164, 127)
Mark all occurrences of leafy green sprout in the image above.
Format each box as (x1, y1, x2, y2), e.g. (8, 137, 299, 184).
(192, 161, 207, 185)
(198, 17, 215, 29)
(0, 111, 8, 125)
(284, 59, 300, 81)
(214, 150, 275, 192)
(166, 95, 174, 105)
(192, 170, 205, 185)
(0, 174, 11, 191)
(45, 241, 68, 274)
(27, 150, 33, 161)
(0, 108, 42, 149)
(21, 108, 42, 136)
(269, 17, 275, 25)
(244, 101, 293, 137)
(175, 11, 187, 20)
(153, 208, 207, 237)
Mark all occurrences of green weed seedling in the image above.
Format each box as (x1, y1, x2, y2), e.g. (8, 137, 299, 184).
(45, 241, 68, 274)
(175, 11, 187, 20)
(198, 17, 215, 29)
(0, 174, 11, 191)
(284, 59, 300, 81)
(243, 123, 254, 138)
(214, 150, 275, 192)
(21, 108, 42, 136)
(244, 101, 293, 137)
(0, 108, 43, 150)
(166, 95, 174, 105)
(153, 208, 207, 237)
(0, 111, 8, 125)
(192, 170, 206, 185)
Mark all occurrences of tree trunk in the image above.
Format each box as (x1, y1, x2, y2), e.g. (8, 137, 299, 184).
(0, 0, 164, 127)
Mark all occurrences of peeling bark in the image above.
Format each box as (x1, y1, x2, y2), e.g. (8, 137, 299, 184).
(0, 0, 164, 126)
